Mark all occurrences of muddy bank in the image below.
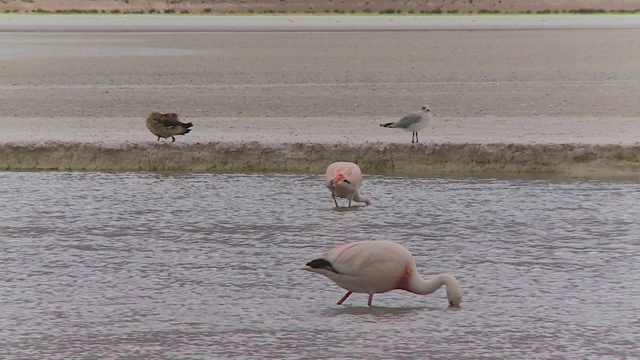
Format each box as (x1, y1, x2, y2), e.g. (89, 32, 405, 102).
(2, 142, 639, 178)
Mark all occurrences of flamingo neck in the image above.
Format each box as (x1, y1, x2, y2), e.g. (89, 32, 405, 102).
(409, 273, 462, 307)
(353, 192, 371, 205)
(409, 274, 445, 295)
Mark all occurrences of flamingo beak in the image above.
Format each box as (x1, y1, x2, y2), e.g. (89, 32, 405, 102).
(305, 259, 340, 274)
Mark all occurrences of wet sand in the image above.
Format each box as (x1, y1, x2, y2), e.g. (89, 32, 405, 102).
(1, 15, 639, 176)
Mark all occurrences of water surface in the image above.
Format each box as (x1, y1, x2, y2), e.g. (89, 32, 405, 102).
(1, 172, 639, 358)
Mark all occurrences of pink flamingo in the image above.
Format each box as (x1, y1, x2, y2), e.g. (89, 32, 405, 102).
(303, 240, 462, 308)
(324, 162, 372, 207)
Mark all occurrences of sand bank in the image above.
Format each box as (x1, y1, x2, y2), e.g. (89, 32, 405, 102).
(1, 116, 639, 178)
(2, 141, 639, 178)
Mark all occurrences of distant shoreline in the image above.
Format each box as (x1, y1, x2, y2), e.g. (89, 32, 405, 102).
(1, 0, 639, 15)
(3, 14, 640, 33)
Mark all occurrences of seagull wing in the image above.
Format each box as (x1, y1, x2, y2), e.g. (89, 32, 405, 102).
(394, 112, 423, 129)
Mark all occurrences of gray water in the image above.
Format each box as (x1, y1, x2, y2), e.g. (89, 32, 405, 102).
(1, 172, 639, 359)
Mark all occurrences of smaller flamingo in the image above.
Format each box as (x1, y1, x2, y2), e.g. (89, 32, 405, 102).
(324, 162, 372, 207)
(303, 240, 462, 308)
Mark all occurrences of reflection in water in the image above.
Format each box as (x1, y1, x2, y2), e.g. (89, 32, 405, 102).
(322, 305, 440, 318)
(1, 172, 639, 358)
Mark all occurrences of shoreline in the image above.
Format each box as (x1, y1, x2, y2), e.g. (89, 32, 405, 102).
(2, 115, 639, 178)
(2, 141, 639, 179)
(1, 0, 639, 15)
(3, 114, 639, 178)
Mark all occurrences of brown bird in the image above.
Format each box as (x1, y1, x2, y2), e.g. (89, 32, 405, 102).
(145, 112, 193, 142)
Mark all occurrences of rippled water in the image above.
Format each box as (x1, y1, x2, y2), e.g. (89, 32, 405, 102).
(1, 172, 639, 359)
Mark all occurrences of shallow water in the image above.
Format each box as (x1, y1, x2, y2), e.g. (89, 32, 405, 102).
(1, 172, 639, 359)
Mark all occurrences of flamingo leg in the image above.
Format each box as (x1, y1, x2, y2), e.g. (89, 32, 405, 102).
(332, 195, 339, 207)
(337, 291, 352, 305)
(368, 294, 374, 307)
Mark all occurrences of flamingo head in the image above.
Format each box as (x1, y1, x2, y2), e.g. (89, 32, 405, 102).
(330, 173, 350, 188)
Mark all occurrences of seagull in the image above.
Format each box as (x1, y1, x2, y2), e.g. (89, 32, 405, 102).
(145, 112, 193, 142)
(324, 162, 372, 207)
(303, 240, 462, 307)
(380, 105, 432, 143)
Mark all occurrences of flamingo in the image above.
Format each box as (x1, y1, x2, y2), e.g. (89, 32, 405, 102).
(145, 112, 193, 142)
(303, 240, 462, 308)
(380, 105, 432, 143)
(324, 162, 372, 207)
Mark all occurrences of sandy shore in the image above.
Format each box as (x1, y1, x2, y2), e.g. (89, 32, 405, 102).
(1, 15, 639, 177)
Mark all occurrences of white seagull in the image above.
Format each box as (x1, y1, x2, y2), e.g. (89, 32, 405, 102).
(380, 105, 432, 143)
(303, 240, 462, 308)
(324, 162, 372, 207)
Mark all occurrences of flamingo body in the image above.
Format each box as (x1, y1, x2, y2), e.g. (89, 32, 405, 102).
(303, 240, 462, 307)
(324, 162, 372, 207)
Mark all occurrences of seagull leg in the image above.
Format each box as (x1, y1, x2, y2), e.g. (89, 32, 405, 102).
(411, 131, 416, 143)
(337, 291, 352, 305)
(368, 294, 374, 307)
(157, 137, 160, 141)
(416, 131, 419, 143)
(171, 136, 176, 142)
(348, 200, 352, 207)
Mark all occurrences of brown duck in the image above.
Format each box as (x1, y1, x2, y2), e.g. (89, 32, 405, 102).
(145, 112, 193, 142)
